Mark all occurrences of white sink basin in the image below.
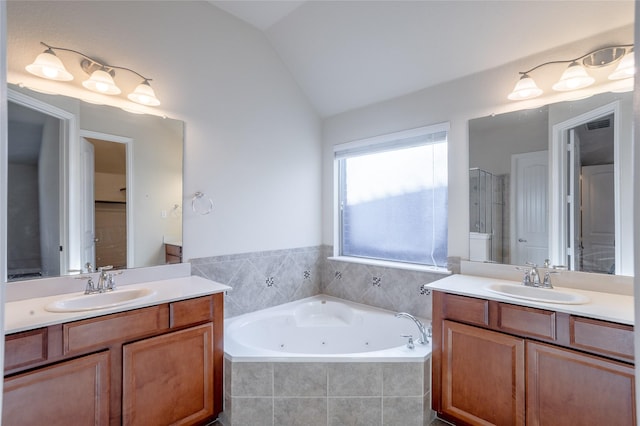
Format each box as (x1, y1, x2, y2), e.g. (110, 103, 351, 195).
(44, 288, 155, 312)
(485, 283, 590, 305)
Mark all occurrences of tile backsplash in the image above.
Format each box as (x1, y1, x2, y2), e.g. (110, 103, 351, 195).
(191, 246, 449, 319)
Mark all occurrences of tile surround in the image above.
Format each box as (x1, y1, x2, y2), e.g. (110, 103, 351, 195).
(223, 359, 434, 426)
(191, 245, 450, 318)
(193, 246, 448, 425)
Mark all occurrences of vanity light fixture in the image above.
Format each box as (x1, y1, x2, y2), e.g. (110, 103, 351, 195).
(508, 44, 634, 100)
(25, 47, 74, 81)
(82, 68, 121, 95)
(128, 79, 161, 106)
(507, 73, 543, 101)
(26, 42, 161, 106)
(608, 48, 635, 80)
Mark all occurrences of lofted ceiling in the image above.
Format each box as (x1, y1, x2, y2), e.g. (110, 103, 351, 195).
(210, 0, 635, 118)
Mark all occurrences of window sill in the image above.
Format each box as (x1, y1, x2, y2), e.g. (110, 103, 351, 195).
(327, 256, 452, 275)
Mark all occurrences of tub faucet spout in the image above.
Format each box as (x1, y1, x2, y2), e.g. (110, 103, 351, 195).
(395, 312, 429, 344)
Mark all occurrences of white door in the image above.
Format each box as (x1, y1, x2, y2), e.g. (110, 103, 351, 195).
(580, 164, 615, 273)
(511, 151, 548, 266)
(80, 139, 95, 272)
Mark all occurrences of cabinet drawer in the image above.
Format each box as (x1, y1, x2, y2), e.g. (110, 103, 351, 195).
(170, 296, 214, 328)
(442, 293, 489, 326)
(5, 328, 48, 371)
(496, 303, 556, 340)
(571, 316, 634, 361)
(64, 305, 169, 354)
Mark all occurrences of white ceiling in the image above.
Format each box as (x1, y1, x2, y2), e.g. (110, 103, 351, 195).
(211, 1, 634, 118)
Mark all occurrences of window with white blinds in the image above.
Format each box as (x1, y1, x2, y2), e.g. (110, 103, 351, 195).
(334, 123, 449, 267)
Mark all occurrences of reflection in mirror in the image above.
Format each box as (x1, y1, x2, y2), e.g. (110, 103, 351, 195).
(7, 84, 184, 282)
(8, 101, 62, 280)
(84, 137, 128, 270)
(469, 90, 633, 276)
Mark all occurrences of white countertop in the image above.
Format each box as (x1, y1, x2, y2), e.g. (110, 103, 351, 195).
(427, 274, 634, 325)
(5, 276, 231, 334)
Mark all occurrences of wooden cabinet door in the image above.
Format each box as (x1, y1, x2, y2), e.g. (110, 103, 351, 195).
(442, 320, 525, 426)
(527, 341, 636, 426)
(122, 323, 214, 426)
(3, 351, 110, 426)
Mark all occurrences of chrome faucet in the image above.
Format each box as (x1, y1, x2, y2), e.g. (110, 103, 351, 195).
(527, 262, 541, 286)
(516, 262, 541, 287)
(96, 266, 114, 293)
(395, 312, 429, 344)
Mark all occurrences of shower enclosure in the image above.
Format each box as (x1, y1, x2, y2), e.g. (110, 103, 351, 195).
(469, 168, 506, 263)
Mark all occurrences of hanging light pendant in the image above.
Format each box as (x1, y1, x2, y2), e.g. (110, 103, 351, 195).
(82, 69, 121, 95)
(508, 73, 543, 100)
(609, 49, 635, 80)
(128, 80, 161, 106)
(26, 48, 74, 81)
(552, 61, 595, 91)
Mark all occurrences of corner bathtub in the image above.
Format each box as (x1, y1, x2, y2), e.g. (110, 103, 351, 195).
(222, 295, 434, 426)
(224, 294, 432, 362)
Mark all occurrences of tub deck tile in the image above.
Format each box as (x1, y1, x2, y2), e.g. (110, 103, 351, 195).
(328, 397, 382, 426)
(274, 363, 327, 397)
(328, 363, 382, 397)
(231, 362, 273, 397)
(275, 397, 327, 426)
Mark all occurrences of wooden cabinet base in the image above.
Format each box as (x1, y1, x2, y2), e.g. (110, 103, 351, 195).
(527, 341, 636, 426)
(4, 294, 223, 426)
(3, 351, 110, 426)
(122, 323, 215, 425)
(442, 320, 525, 426)
(433, 291, 635, 426)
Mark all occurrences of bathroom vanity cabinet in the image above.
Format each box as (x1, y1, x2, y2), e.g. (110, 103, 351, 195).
(432, 291, 635, 426)
(3, 293, 223, 426)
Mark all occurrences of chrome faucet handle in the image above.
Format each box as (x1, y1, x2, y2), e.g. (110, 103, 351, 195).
(95, 266, 114, 292)
(542, 271, 561, 289)
(515, 266, 533, 286)
(75, 276, 96, 294)
(400, 334, 415, 350)
(105, 274, 116, 291)
(525, 262, 541, 285)
(104, 270, 123, 291)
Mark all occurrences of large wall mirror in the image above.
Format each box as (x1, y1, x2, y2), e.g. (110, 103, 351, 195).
(469, 90, 633, 277)
(7, 84, 184, 282)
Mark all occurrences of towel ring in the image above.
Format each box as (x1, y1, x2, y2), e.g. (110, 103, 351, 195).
(192, 191, 214, 215)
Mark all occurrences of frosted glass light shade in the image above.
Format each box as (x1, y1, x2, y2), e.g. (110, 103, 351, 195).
(508, 74, 543, 100)
(82, 69, 121, 95)
(552, 62, 595, 91)
(128, 80, 161, 106)
(26, 50, 73, 81)
(609, 50, 635, 80)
